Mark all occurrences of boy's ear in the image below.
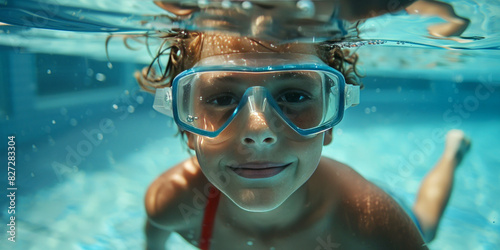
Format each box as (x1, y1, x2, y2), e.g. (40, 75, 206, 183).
(323, 128, 333, 146)
(185, 131, 196, 150)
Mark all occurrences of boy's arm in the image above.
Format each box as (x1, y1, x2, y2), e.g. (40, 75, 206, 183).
(344, 180, 428, 249)
(143, 157, 206, 249)
(145, 219, 171, 250)
(367, 187, 428, 249)
(326, 158, 427, 249)
(144, 171, 175, 250)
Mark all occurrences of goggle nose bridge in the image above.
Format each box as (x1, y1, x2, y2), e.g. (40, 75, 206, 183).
(226, 86, 293, 136)
(240, 86, 272, 115)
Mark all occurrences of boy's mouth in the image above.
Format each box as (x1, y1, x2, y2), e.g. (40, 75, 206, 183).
(229, 162, 292, 179)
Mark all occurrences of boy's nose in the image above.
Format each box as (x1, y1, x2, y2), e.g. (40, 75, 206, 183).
(241, 111, 277, 147)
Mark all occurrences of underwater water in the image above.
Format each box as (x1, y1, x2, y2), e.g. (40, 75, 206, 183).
(1, 0, 500, 249)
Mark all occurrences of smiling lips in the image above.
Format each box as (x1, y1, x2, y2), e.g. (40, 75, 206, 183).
(229, 162, 291, 179)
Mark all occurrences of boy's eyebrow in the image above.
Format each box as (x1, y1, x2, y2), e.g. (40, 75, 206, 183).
(205, 74, 243, 86)
(201, 71, 321, 86)
(271, 71, 320, 82)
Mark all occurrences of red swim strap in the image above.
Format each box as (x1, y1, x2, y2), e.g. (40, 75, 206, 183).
(199, 186, 221, 250)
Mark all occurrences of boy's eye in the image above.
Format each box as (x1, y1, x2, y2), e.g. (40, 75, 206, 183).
(276, 91, 311, 103)
(207, 94, 239, 106)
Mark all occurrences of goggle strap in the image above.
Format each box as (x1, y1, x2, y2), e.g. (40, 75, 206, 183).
(345, 84, 360, 109)
(153, 87, 173, 117)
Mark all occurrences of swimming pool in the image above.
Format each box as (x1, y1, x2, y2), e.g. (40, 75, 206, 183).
(1, 0, 499, 249)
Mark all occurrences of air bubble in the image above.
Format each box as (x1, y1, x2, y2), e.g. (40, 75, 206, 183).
(221, 0, 231, 8)
(136, 96, 144, 104)
(364, 107, 371, 114)
(107, 62, 113, 69)
(47, 69, 52, 74)
(112, 104, 118, 110)
(488, 211, 498, 225)
(187, 115, 198, 122)
(127, 105, 135, 113)
(247, 240, 253, 246)
(242, 1, 252, 9)
(336, 128, 343, 135)
(32, 144, 38, 152)
(297, 0, 314, 16)
(454, 74, 464, 83)
(52, 120, 56, 124)
(96, 73, 106, 82)
(48, 137, 55, 146)
(198, 0, 208, 7)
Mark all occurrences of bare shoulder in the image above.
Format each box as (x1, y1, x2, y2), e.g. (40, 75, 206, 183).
(314, 156, 369, 192)
(318, 157, 427, 249)
(144, 157, 208, 230)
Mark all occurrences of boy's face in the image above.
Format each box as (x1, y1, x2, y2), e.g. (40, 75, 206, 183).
(185, 36, 333, 212)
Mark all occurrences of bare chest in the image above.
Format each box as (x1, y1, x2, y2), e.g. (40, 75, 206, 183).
(176, 214, 352, 250)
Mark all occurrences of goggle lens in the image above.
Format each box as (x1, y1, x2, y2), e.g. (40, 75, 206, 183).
(173, 69, 342, 136)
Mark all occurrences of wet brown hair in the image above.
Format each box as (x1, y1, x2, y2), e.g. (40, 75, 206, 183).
(135, 31, 362, 93)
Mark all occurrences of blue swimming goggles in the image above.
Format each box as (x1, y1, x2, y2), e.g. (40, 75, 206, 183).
(153, 53, 360, 138)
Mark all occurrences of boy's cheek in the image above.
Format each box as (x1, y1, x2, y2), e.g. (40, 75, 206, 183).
(185, 131, 196, 150)
(323, 128, 333, 146)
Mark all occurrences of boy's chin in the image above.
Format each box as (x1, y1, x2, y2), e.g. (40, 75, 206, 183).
(234, 201, 283, 213)
(228, 190, 290, 213)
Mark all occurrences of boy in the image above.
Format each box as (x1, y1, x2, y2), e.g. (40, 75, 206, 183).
(139, 33, 470, 249)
